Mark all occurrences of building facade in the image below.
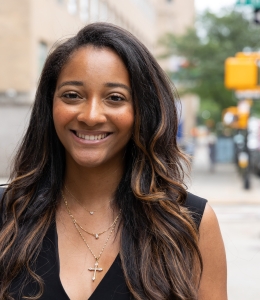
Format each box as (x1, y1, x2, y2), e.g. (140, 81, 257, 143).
(0, 0, 195, 104)
(0, 0, 195, 176)
(157, 0, 195, 36)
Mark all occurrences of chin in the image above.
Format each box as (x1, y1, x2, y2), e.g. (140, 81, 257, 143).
(73, 157, 105, 168)
(67, 149, 125, 169)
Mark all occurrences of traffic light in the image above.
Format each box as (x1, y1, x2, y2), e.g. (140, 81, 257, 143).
(222, 106, 239, 128)
(222, 100, 252, 130)
(254, 8, 260, 23)
(225, 56, 259, 89)
(236, 1, 260, 24)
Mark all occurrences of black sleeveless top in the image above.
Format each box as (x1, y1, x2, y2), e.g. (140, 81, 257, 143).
(0, 188, 207, 300)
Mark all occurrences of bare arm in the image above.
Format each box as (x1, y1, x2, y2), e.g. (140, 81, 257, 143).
(198, 203, 227, 300)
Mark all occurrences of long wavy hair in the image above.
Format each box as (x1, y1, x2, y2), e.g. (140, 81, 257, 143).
(0, 23, 202, 299)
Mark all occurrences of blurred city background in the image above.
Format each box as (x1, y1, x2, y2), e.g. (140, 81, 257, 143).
(0, 0, 260, 299)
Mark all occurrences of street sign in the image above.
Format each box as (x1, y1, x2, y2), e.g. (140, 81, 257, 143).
(235, 90, 260, 99)
(236, 0, 260, 8)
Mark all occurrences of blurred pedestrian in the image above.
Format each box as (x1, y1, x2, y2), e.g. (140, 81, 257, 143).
(208, 131, 217, 172)
(0, 23, 227, 300)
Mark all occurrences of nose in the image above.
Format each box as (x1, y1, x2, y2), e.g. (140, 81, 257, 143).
(77, 98, 107, 127)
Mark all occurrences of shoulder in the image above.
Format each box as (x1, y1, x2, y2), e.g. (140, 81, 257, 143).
(199, 203, 224, 247)
(183, 193, 227, 298)
(198, 203, 227, 299)
(183, 192, 208, 228)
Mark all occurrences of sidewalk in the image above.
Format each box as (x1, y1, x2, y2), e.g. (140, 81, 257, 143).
(188, 143, 260, 204)
(189, 141, 260, 299)
(214, 203, 260, 300)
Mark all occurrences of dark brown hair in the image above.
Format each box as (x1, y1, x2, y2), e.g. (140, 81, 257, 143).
(0, 23, 202, 299)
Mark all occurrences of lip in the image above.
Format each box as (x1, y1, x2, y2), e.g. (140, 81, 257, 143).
(70, 130, 112, 144)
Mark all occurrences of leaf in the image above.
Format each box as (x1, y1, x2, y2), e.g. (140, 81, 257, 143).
(159, 9, 260, 120)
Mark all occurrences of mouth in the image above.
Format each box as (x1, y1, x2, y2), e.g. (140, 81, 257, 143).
(71, 130, 111, 141)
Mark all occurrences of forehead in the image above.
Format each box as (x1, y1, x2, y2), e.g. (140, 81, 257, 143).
(58, 46, 129, 79)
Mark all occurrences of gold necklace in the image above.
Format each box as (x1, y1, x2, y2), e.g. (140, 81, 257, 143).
(62, 192, 121, 281)
(75, 215, 120, 239)
(64, 196, 121, 239)
(65, 185, 112, 215)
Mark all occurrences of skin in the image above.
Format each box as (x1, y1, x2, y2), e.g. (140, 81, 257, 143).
(53, 46, 227, 300)
(53, 46, 134, 299)
(198, 205, 228, 299)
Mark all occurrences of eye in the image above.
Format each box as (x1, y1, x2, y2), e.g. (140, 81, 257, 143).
(61, 92, 82, 100)
(107, 94, 125, 102)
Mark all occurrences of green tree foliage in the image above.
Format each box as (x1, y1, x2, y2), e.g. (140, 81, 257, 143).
(160, 9, 260, 119)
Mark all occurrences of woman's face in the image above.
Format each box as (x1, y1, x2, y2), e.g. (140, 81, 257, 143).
(53, 46, 134, 169)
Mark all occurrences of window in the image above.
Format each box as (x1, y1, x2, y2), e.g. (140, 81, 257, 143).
(80, 0, 89, 22)
(99, 1, 108, 21)
(130, 0, 155, 21)
(67, 0, 78, 15)
(90, 0, 99, 22)
(38, 41, 48, 76)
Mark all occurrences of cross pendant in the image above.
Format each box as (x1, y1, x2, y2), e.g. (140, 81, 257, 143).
(88, 261, 103, 281)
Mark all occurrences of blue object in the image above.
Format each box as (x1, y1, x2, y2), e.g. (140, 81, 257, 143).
(215, 137, 235, 163)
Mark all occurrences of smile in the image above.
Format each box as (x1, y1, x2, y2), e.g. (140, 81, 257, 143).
(74, 131, 110, 141)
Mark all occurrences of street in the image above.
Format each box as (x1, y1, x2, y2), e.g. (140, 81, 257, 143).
(189, 139, 260, 204)
(214, 204, 260, 299)
(190, 140, 260, 300)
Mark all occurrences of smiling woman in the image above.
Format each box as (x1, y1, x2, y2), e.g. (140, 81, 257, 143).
(53, 46, 134, 169)
(0, 23, 227, 300)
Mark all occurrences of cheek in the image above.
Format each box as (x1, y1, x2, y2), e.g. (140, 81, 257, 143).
(52, 106, 73, 147)
(116, 110, 134, 135)
(53, 104, 73, 130)
(53, 102, 62, 127)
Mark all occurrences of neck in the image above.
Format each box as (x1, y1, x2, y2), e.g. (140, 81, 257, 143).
(64, 159, 124, 208)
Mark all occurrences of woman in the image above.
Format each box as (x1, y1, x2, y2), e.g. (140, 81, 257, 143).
(0, 23, 227, 300)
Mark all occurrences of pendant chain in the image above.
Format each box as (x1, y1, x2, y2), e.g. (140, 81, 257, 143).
(65, 185, 111, 215)
(62, 189, 120, 239)
(62, 192, 121, 261)
(75, 215, 120, 239)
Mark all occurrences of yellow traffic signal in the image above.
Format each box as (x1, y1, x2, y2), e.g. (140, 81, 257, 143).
(236, 52, 260, 59)
(223, 106, 239, 128)
(238, 113, 249, 129)
(222, 100, 251, 130)
(237, 99, 252, 129)
(225, 57, 258, 89)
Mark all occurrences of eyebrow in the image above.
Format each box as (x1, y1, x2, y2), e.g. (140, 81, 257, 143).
(104, 82, 132, 94)
(57, 81, 84, 90)
(57, 80, 132, 94)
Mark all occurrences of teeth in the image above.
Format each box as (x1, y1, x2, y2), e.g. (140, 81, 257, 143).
(76, 132, 108, 140)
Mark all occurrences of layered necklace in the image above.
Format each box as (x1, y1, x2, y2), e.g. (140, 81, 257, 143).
(61, 191, 121, 281)
(65, 185, 111, 216)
